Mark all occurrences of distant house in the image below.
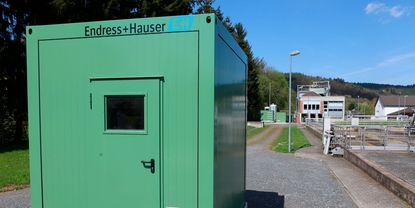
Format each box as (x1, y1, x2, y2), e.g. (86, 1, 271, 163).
(374, 95, 415, 120)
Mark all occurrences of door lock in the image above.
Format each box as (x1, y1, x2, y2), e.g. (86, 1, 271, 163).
(141, 159, 155, 174)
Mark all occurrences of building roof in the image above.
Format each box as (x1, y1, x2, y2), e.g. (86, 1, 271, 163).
(376, 95, 415, 107)
(302, 91, 320, 96)
(387, 107, 415, 116)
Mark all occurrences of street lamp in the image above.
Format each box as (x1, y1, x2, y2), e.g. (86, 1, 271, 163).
(357, 95, 359, 116)
(404, 95, 408, 119)
(269, 83, 271, 106)
(398, 92, 401, 121)
(289, 50, 300, 153)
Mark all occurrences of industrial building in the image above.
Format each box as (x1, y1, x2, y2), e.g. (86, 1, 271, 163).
(296, 81, 345, 122)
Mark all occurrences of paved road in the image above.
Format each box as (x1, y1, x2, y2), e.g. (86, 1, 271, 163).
(0, 188, 30, 208)
(246, 124, 357, 208)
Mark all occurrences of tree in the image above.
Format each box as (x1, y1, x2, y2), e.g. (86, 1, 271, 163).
(258, 63, 288, 111)
(50, 0, 198, 22)
(195, 0, 234, 33)
(195, 0, 215, 13)
(1, 0, 202, 144)
(348, 103, 356, 111)
(0, 0, 29, 143)
(196, 1, 261, 120)
(232, 23, 261, 120)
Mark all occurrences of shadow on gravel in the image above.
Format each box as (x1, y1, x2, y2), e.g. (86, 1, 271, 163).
(246, 190, 284, 208)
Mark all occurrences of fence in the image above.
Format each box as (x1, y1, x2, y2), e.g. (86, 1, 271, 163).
(306, 117, 415, 151)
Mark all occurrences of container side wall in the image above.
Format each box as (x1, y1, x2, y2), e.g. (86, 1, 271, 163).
(197, 14, 216, 208)
(213, 19, 248, 208)
(26, 28, 43, 208)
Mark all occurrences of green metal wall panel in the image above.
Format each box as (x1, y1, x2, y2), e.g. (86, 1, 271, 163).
(197, 16, 216, 208)
(27, 14, 247, 208)
(213, 20, 247, 208)
(161, 32, 198, 208)
(38, 40, 90, 207)
(276, 112, 287, 122)
(261, 110, 274, 122)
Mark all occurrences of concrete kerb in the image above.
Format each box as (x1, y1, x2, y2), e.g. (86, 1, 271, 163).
(343, 148, 415, 207)
(247, 121, 264, 128)
(305, 126, 323, 141)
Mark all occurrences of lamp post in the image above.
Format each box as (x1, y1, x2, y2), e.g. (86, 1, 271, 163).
(357, 95, 359, 117)
(289, 50, 300, 153)
(404, 95, 408, 136)
(404, 95, 407, 119)
(269, 83, 271, 106)
(398, 92, 401, 121)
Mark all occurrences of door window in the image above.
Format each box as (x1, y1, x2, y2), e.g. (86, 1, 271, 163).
(106, 96, 145, 130)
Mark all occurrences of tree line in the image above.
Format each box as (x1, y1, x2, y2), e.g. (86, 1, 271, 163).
(1, 0, 278, 144)
(4, 0, 405, 145)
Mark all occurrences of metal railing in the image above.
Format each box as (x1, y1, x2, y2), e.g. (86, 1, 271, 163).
(306, 117, 415, 151)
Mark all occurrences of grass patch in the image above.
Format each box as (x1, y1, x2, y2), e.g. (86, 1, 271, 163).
(0, 144, 30, 191)
(271, 126, 311, 153)
(247, 125, 269, 140)
(246, 126, 255, 131)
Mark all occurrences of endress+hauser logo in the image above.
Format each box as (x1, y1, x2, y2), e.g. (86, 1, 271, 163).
(168, 16, 194, 32)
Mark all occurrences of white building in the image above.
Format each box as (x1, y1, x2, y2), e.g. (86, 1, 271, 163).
(374, 95, 415, 120)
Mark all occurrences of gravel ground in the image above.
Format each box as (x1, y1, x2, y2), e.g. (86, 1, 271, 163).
(246, 125, 357, 208)
(0, 188, 30, 208)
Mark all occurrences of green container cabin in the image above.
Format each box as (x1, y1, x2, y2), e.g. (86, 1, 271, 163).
(27, 14, 247, 208)
(276, 112, 287, 123)
(260, 110, 274, 122)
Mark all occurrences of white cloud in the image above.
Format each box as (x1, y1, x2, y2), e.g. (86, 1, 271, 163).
(344, 52, 415, 77)
(365, 2, 385, 14)
(389, 6, 405, 17)
(376, 53, 415, 67)
(364, 2, 410, 18)
(343, 67, 375, 77)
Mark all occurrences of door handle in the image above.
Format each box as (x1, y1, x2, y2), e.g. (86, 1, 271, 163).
(141, 159, 155, 174)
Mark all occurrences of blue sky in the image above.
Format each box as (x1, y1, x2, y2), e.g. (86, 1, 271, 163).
(212, 1, 415, 85)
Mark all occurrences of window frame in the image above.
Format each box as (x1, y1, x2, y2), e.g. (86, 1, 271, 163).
(103, 92, 148, 135)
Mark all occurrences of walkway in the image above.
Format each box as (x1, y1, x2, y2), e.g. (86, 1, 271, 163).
(297, 125, 408, 207)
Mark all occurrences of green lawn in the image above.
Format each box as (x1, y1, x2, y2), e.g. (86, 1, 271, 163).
(246, 126, 255, 131)
(0, 144, 30, 191)
(271, 126, 311, 153)
(247, 125, 269, 140)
